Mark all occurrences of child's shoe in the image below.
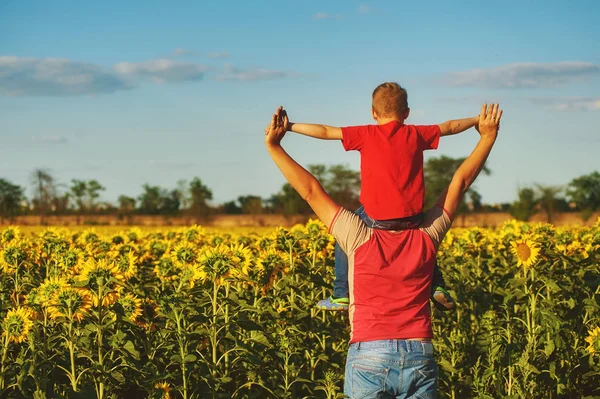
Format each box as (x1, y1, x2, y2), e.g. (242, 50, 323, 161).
(432, 286, 456, 311)
(316, 296, 349, 311)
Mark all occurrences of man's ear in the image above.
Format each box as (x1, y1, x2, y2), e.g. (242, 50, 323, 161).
(404, 108, 410, 120)
(371, 107, 378, 121)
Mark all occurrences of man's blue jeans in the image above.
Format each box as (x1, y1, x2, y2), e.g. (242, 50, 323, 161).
(344, 339, 438, 399)
(333, 206, 445, 299)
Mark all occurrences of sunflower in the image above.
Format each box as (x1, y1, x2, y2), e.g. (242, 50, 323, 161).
(2, 307, 34, 344)
(117, 293, 143, 322)
(48, 287, 92, 322)
(154, 381, 172, 399)
(197, 245, 232, 282)
(511, 238, 541, 268)
(171, 242, 197, 264)
(36, 276, 69, 304)
(177, 262, 205, 289)
(1, 226, 20, 243)
(58, 247, 85, 275)
(153, 256, 179, 282)
(585, 326, 600, 355)
(76, 258, 124, 292)
(253, 248, 287, 291)
(113, 251, 138, 280)
(229, 243, 253, 278)
(0, 240, 28, 274)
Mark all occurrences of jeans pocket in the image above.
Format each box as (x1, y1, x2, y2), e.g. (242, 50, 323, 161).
(412, 360, 438, 399)
(350, 361, 389, 399)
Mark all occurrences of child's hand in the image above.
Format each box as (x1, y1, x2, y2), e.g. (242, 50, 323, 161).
(265, 106, 288, 147)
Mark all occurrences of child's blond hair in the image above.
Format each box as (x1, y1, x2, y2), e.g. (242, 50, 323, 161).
(372, 82, 408, 119)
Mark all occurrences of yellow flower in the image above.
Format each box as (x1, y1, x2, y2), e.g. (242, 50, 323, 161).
(229, 243, 253, 278)
(117, 293, 143, 322)
(48, 287, 92, 322)
(2, 307, 34, 343)
(0, 240, 28, 273)
(77, 258, 124, 291)
(197, 245, 232, 282)
(171, 242, 198, 263)
(154, 381, 172, 399)
(1, 226, 21, 243)
(585, 326, 600, 355)
(511, 238, 541, 268)
(36, 276, 69, 304)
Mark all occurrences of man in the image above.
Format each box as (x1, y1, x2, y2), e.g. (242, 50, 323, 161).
(265, 104, 502, 398)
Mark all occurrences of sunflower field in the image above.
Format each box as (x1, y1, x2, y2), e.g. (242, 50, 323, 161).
(0, 219, 599, 399)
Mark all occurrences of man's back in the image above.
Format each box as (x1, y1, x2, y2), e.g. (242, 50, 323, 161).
(341, 121, 440, 220)
(330, 204, 451, 342)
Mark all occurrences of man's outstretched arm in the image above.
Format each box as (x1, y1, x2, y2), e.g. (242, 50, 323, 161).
(265, 107, 340, 228)
(438, 116, 479, 137)
(437, 104, 502, 219)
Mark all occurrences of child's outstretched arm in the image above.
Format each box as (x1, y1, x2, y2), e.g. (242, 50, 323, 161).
(438, 116, 479, 137)
(287, 122, 343, 140)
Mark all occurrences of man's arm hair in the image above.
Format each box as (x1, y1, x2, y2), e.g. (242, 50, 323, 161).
(436, 105, 501, 219)
(288, 122, 343, 140)
(438, 116, 479, 137)
(266, 111, 340, 228)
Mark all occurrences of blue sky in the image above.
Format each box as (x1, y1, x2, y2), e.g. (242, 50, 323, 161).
(1, 0, 599, 206)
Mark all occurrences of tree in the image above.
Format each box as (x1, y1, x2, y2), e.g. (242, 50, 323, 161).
(567, 171, 600, 221)
(510, 187, 537, 221)
(238, 195, 264, 214)
(188, 177, 213, 218)
(321, 164, 361, 210)
(270, 164, 360, 215)
(424, 156, 491, 213)
(31, 169, 56, 219)
(0, 178, 25, 219)
(118, 196, 136, 213)
(535, 184, 563, 224)
(70, 179, 88, 212)
(137, 184, 165, 215)
(86, 180, 105, 212)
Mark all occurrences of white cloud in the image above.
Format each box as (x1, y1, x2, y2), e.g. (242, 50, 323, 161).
(31, 136, 68, 144)
(216, 64, 300, 81)
(207, 52, 231, 60)
(529, 97, 600, 111)
(314, 12, 331, 19)
(172, 48, 195, 57)
(358, 4, 371, 14)
(113, 59, 207, 83)
(0, 56, 131, 96)
(313, 12, 343, 20)
(1, 55, 300, 96)
(443, 62, 600, 89)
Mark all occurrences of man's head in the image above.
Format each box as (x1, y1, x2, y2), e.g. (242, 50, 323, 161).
(371, 82, 410, 122)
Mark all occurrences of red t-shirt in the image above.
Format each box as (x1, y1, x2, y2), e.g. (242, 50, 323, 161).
(341, 121, 440, 220)
(330, 205, 452, 343)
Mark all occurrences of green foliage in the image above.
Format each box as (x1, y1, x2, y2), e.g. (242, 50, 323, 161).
(424, 156, 491, 212)
(0, 221, 598, 398)
(567, 171, 600, 220)
(511, 188, 537, 221)
(0, 179, 25, 218)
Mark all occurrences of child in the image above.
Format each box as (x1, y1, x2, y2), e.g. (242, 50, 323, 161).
(286, 82, 479, 311)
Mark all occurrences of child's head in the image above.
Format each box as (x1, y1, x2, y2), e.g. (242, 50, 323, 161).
(371, 82, 410, 122)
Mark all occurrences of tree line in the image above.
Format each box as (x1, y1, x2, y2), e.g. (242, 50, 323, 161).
(1, 156, 599, 223)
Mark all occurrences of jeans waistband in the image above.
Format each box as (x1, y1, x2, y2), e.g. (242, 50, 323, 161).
(350, 339, 434, 354)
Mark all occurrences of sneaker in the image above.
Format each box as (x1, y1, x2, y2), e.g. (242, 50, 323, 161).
(432, 286, 456, 312)
(316, 296, 349, 311)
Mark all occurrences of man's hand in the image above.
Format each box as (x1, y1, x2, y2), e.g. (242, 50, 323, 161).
(265, 106, 289, 147)
(477, 103, 502, 139)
